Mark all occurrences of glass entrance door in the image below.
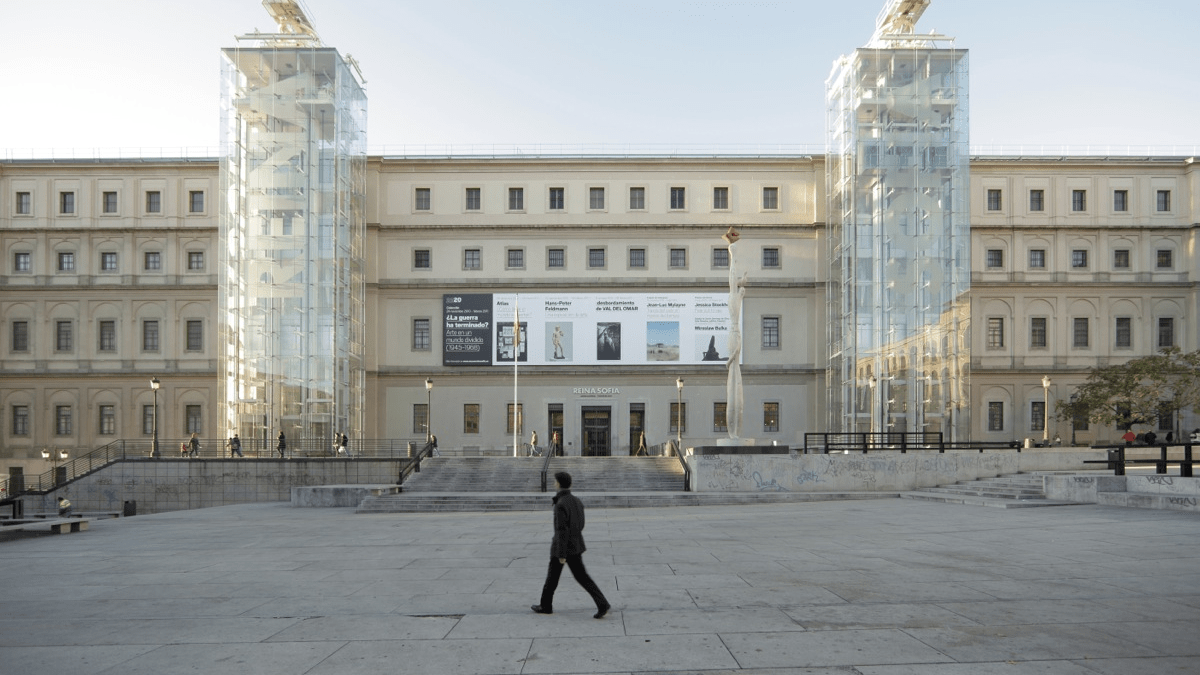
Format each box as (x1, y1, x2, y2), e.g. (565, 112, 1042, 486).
(582, 406, 611, 456)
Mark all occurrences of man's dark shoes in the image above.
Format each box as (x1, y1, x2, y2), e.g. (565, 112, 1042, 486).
(594, 602, 610, 619)
(531, 605, 552, 614)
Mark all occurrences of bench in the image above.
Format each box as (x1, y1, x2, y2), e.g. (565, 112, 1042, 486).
(0, 518, 90, 534)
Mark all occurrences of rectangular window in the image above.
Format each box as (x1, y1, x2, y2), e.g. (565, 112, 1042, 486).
(712, 187, 729, 210)
(508, 187, 524, 211)
(712, 248, 729, 268)
(144, 251, 161, 271)
(986, 249, 1003, 268)
(986, 189, 1002, 211)
(628, 248, 645, 269)
(55, 405, 73, 436)
(628, 187, 645, 210)
(507, 403, 524, 435)
(57, 252, 75, 272)
(669, 187, 686, 210)
(188, 191, 204, 213)
(548, 248, 565, 268)
(588, 248, 605, 268)
(1071, 189, 1087, 212)
(1156, 249, 1173, 269)
(589, 187, 605, 210)
(669, 248, 687, 268)
(1158, 318, 1175, 348)
(762, 247, 780, 268)
(186, 320, 203, 351)
(60, 191, 75, 214)
(100, 252, 118, 272)
(14, 251, 31, 273)
(463, 404, 480, 434)
(16, 191, 31, 214)
(1029, 249, 1045, 269)
(142, 320, 160, 352)
(1113, 249, 1130, 269)
(12, 405, 30, 436)
(187, 251, 205, 270)
(1115, 317, 1132, 348)
(414, 188, 431, 211)
(12, 320, 29, 352)
(762, 187, 778, 210)
(414, 249, 431, 269)
(507, 248, 524, 269)
(1073, 317, 1089, 348)
(99, 405, 116, 435)
(669, 402, 687, 435)
(1030, 317, 1047, 349)
(986, 317, 1004, 349)
(186, 405, 202, 434)
(1159, 409, 1174, 432)
(1029, 189, 1044, 212)
(146, 191, 161, 213)
(988, 401, 1004, 432)
(56, 320, 73, 351)
(463, 248, 481, 270)
(1113, 190, 1128, 212)
(103, 191, 118, 214)
(548, 187, 565, 211)
(763, 402, 780, 432)
(413, 318, 431, 350)
(713, 402, 727, 433)
(1156, 190, 1171, 212)
(143, 405, 155, 435)
(762, 316, 780, 349)
(465, 187, 481, 211)
(1031, 401, 1045, 432)
(1071, 249, 1088, 269)
(98, 320, 116, 352)
(413, 404, 429, 436)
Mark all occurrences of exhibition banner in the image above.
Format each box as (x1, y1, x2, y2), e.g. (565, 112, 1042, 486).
(443, 293, 734, 367)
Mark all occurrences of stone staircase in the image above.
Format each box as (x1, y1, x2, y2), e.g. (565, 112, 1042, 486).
(901, 473, 1083, 509)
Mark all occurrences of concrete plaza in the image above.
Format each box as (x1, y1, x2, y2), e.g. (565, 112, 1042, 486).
(2, 497, 1199, 674)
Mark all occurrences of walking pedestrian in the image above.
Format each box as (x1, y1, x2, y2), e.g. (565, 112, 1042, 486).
(531, 471, 611, 619)
(277, 430, 287, 458)
(228, 433, 244, 458)
(188, 432, 201, 458)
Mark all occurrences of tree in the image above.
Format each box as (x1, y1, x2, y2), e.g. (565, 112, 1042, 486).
(1056, 348, 1200, 432)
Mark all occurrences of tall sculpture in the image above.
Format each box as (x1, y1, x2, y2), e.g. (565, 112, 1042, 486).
(723, 227, 746, 439)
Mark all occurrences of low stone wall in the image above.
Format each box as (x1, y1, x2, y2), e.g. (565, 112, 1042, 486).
(30, 459, 405, 515)
(1045, 473, 1200, 512)
(686, 449, 1105, 493)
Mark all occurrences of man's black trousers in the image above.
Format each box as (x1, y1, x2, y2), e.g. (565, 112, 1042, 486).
(539, 554, 608, 610)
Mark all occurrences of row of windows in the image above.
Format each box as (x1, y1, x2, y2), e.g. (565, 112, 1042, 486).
(13, 190, 205, 216)
(9, 319, 204, 353)
(415, 246, 782, 272)
(414, 186, 782, 213)
(9, 403, 202, 437)
(985, 316, 1178, 350)
(411, 316, 783, 352)
(985, 188, 1173, 214)
(985, 247, 1175, 271)
(11, 250, 205, 274)
(986, 401, 1173, 433)
(411, 401, 782, 436)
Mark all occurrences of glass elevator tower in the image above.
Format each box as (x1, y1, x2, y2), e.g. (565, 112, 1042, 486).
(218, 5, 367, 450)
(826, 1, 970, 440)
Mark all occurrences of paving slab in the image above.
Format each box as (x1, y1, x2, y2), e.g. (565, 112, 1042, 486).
(1, 498, 1199, 674)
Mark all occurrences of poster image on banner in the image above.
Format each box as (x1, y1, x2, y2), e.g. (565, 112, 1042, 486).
(442, 292, 734, 367)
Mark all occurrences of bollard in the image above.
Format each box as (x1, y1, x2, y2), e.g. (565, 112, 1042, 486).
(1184, 445, 1194, 478)
(1157, 444, 1168, 474)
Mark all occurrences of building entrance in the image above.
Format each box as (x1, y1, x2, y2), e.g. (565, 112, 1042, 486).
(581, 406, 611, 456)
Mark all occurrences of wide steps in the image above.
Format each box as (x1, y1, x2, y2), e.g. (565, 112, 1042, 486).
(400, 456, 684, 493)
(902, 473, 1082, 509)
(356, 490, 897, 513)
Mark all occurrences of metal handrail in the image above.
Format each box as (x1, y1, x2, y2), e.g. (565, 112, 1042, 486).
(539, 444, 555, 492)
(669, 440, 691, 492)
(398, 440, 438, 486)
(1090, 443, 1197, 477)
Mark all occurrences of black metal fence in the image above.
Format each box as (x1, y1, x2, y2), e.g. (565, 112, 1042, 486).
(1089, 444, 1199, 476)
(803, 432, 1029, 454)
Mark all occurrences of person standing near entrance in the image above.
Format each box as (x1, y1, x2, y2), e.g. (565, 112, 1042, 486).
(531, 471, 611, 619)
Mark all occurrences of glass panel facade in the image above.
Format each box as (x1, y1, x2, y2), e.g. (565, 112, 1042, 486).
(826, 43, 971, 439)
(220, 42, 367, 446)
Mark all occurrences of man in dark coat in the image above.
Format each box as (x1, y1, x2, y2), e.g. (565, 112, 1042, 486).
(531, 471, 611, 618)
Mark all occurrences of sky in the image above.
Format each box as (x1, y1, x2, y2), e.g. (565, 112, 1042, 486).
(2, 0, 1198, 156)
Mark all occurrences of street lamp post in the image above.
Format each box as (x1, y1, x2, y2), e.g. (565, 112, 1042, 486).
(150, 377, 161, 458)
(675, 377, 684, 449)
(425, 377, 433, 443)
(1041, 375, 1052, 446)
(1069, 393, 1079, 446)
(43, 449, 68, 484)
